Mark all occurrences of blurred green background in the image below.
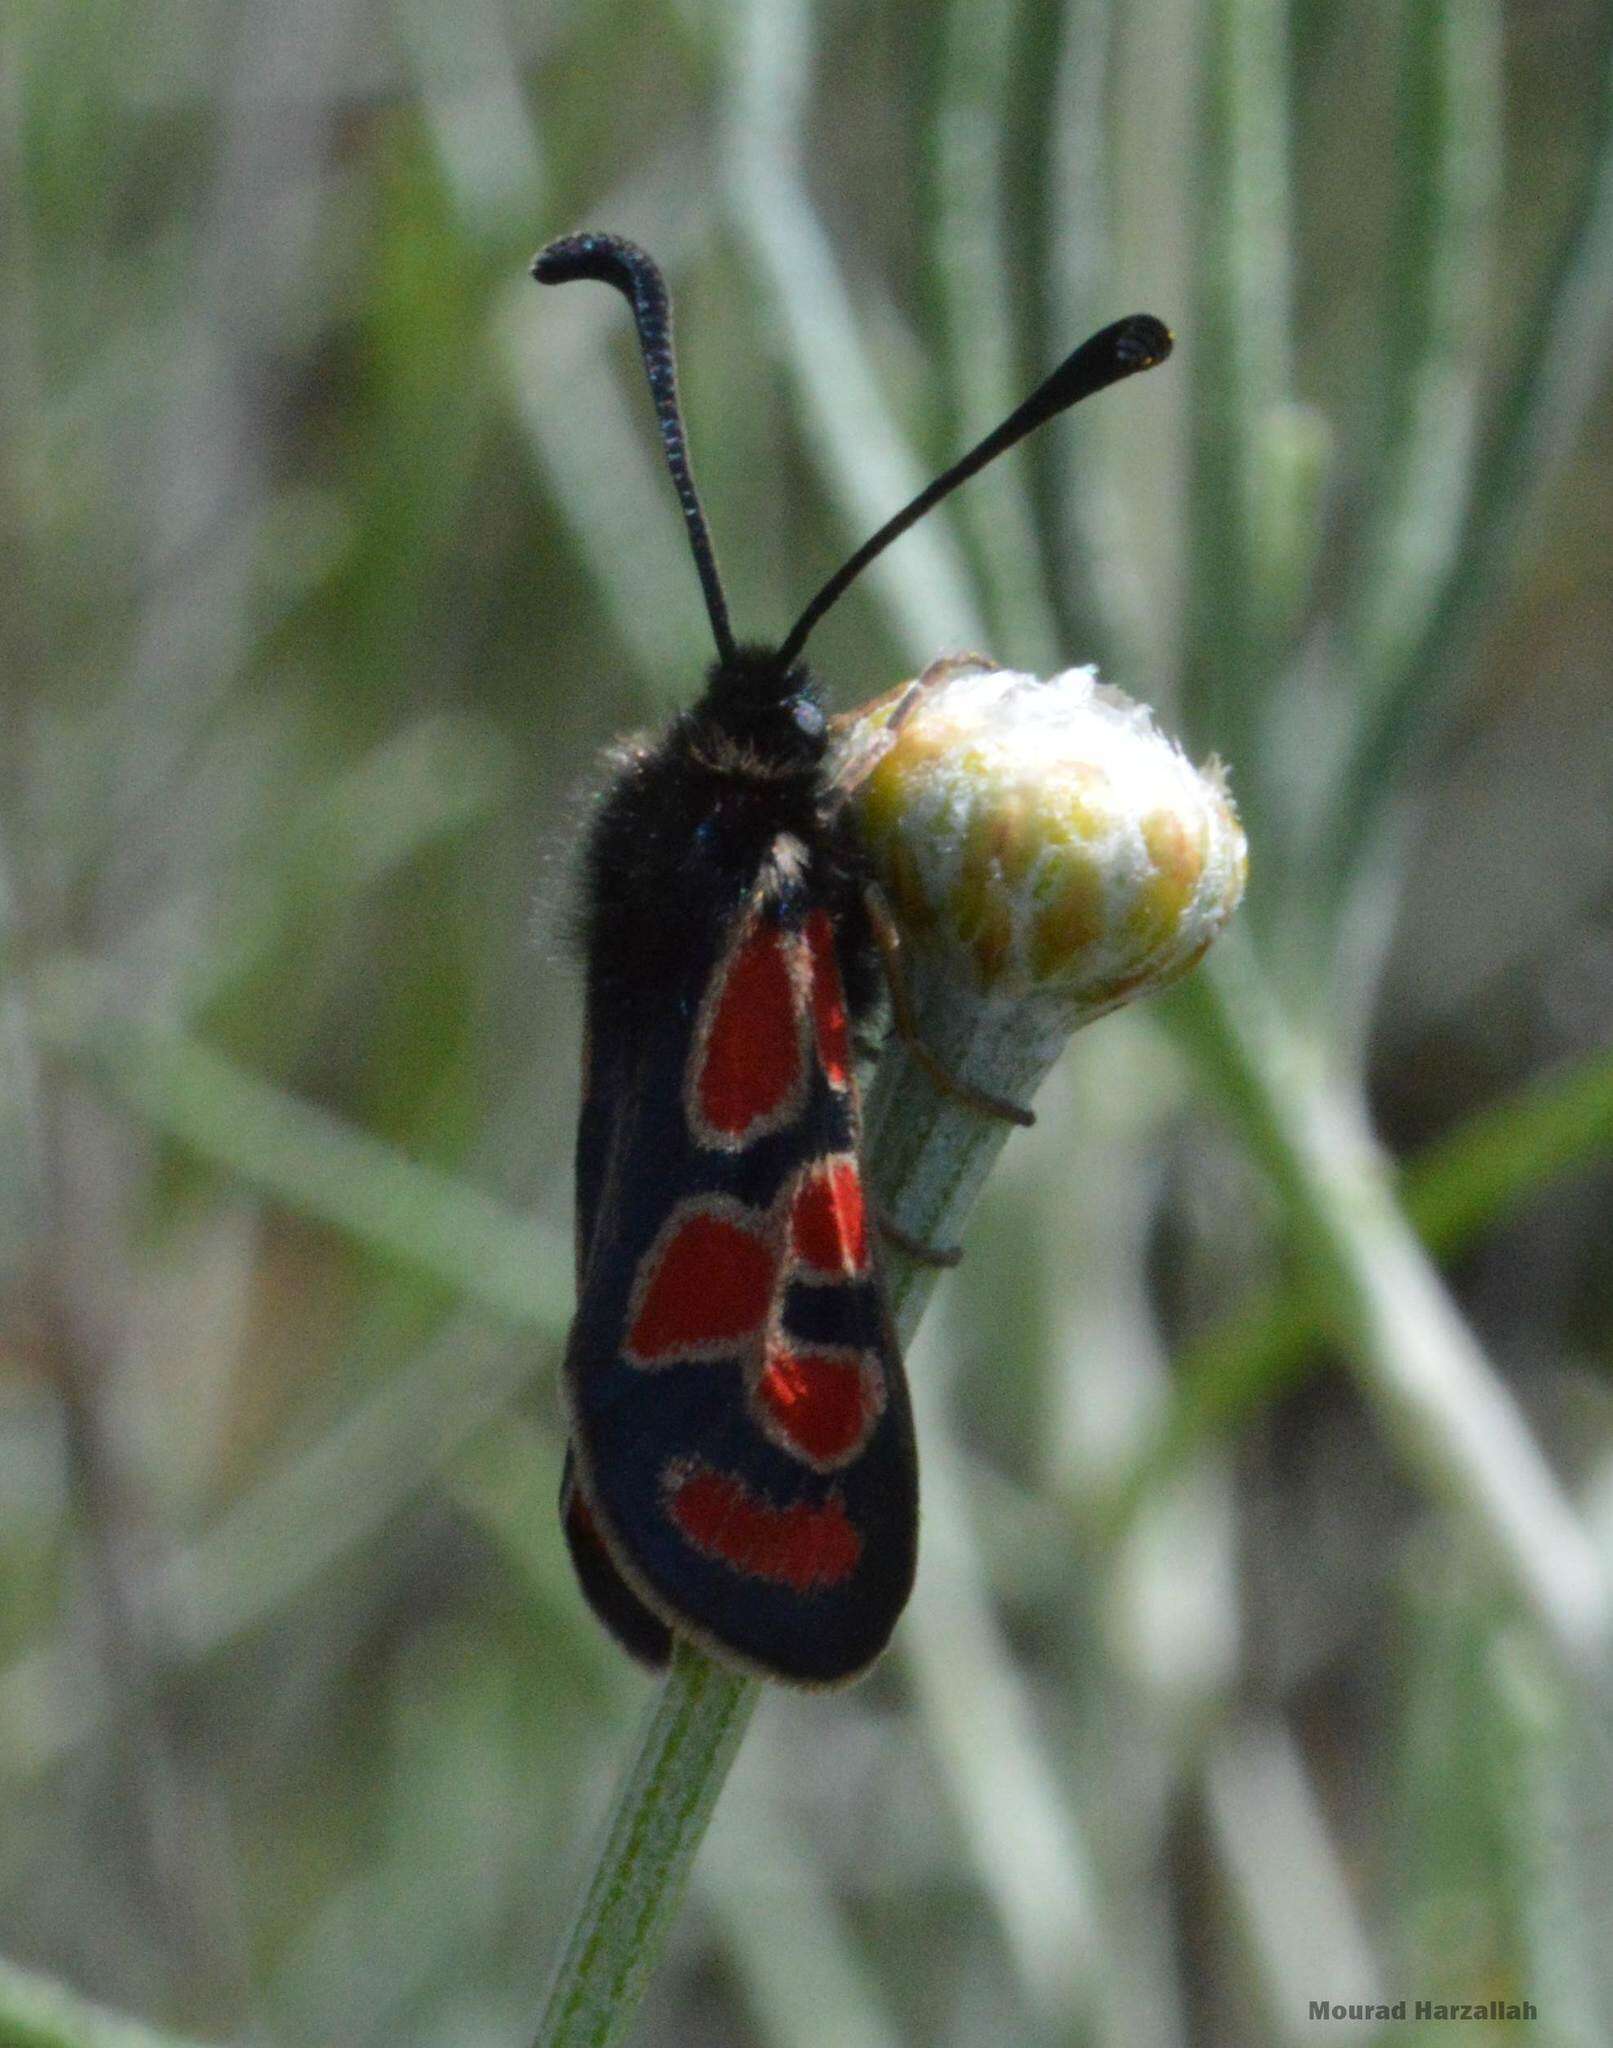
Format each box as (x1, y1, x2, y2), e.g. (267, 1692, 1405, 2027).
(3, 0, 1613, 2044)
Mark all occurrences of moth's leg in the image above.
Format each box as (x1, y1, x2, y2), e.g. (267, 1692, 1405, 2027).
(824, 693, 913, 801)
(914, 649, 1002, 691)
(877, 650, 1000, 741)
(877, 1211, 963, 1269)
(827, 655, 1004, 800)
(863, 883, 1036, 1128)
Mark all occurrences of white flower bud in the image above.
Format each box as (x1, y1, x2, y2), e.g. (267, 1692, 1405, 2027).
(849, 661, 1247, 1025)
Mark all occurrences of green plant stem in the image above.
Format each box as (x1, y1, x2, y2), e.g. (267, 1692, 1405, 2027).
(534, 1644, 760, 2048)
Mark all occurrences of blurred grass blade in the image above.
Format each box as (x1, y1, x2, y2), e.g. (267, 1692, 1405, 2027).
(1340, 0, 1501, 712)
(903, 1407, 1101, 2025)
(1186, 0, 1298, 779)
(1312, 0, 1501, 933)
(1176, 944, 1610, 1668)
(27, 959, 570, 1328)
(180, 712, 514, 1023)
(1405, 1036, 1613, 1247)
(703, 1771, 907, 2048)
(1203, 1721, 1384, 2027)
(1038, 0, 1130, 665)
(723, 0, 986, 663)
(923, 0, 1062, 665)
(0, 1309, 564, 1792)
(1491, 1632, 1605, 2042)
(1107, 1032, 1613, 1523)
(393, 0, 543, 240)
(1332, 8, 1613, 875)
(0, 1956, 213, 2048)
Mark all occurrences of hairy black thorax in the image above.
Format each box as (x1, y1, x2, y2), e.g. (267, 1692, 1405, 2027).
(579, 650, 876, 1031)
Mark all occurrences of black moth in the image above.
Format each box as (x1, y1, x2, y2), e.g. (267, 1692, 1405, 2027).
(537, 230, 1170, 1685)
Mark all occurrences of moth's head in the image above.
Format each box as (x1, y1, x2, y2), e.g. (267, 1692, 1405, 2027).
(688, 645, 827, 778)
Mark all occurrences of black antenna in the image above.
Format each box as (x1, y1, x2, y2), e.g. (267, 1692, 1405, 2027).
(533, 232, 738, 667)
(776, 313, 1173, 670)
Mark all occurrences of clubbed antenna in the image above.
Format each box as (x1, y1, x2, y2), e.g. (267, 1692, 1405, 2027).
(533, 232, 737, 667)
(776, 314, 1173, 669)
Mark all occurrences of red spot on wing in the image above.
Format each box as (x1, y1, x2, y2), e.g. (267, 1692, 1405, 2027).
(790, 1157, 870, 1277)
(667, 1465, 862, 1589)
(804, 909, 852, 1088)
(695, 919, 803, 1142)
(756, 1343, 873, 1463)
(628, 1209, 777, 1361)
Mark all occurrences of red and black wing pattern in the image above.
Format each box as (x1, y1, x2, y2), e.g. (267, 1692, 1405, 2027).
(562, 847, 916, 1686)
